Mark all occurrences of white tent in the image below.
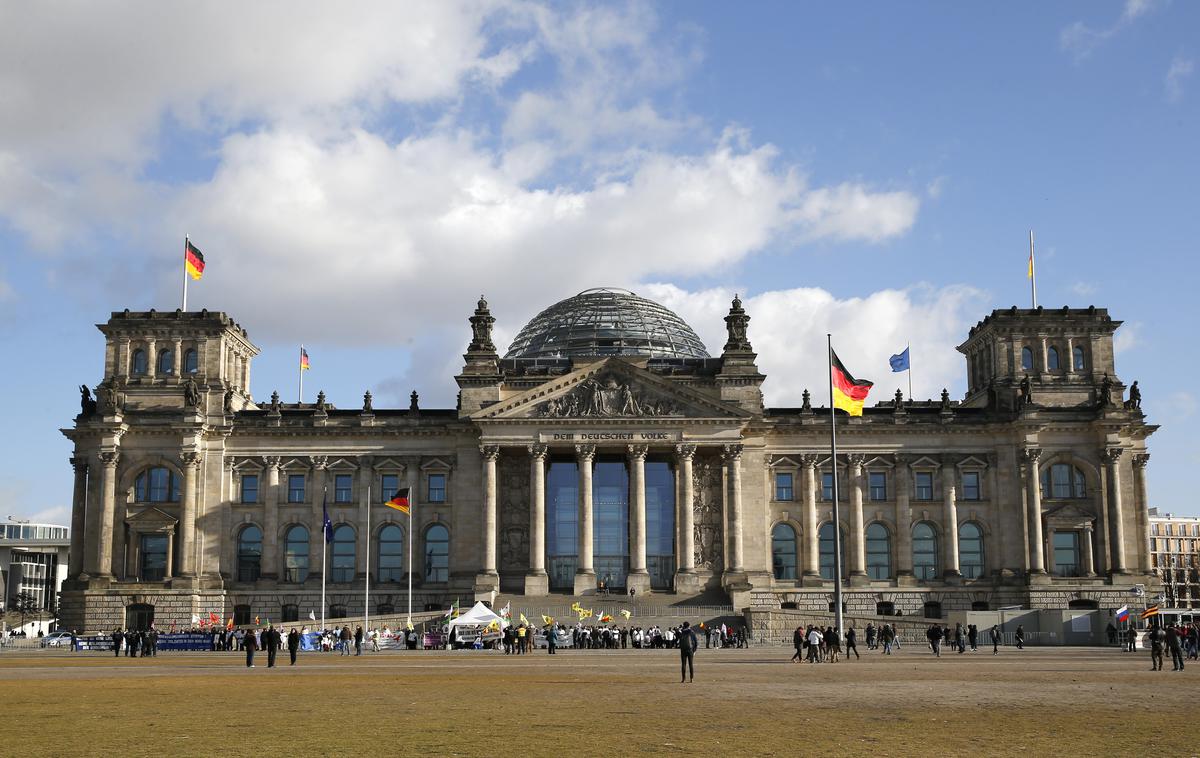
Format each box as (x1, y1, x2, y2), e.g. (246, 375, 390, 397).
(446, 602, 507, 630)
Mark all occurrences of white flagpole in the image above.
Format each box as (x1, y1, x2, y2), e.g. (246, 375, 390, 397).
(320, 487, 327, 633)
(827, 334, 845, 638)
(364, 484, 371, 639)
(407, 497, 414, 630)
(1029, 230, 1038, 309)
(182, 235, 189, 312)
(906, 340, 912, 401)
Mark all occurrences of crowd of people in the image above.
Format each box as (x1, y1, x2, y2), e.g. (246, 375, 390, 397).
(1145, 622, 1199, 671)
(792, 621, 1019, 661)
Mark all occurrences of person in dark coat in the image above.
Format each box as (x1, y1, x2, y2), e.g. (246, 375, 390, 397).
(354, 626, 364, 656)
(1166, 625, 1185, 671)
(112, 628, 122, 657)
(1014, 625, 1025, 650)
(244, 628, 258, 668)
(791, 625, 804, 663)
(845, 626, 860, 660)
(1148, 624, 1165, 671)
(678, 621, 698, 683)
(989, 624, 1001, 655)
(288, 628, 300, 665)
(264, 625, 280, 668)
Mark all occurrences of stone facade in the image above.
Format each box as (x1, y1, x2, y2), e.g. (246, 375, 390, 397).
(59, 295, 1159, 632)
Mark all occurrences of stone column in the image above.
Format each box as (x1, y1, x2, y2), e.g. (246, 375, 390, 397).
(1105, 447, 1128, 574)
(941, 457, 961, 580)
(1133, 454, 1152, 574)
(480, 445, 499, 577)
(1081, 525, 1096, 576)
(179, 451, 201, 577)
(357, 455, 374, 579)
(261, 457, 280, 579)
(574, 444, 596, 594)
(308, 456, 328, 580)
(164, 527, 175, 579)
(1045, 525, 1057, 575)
(848, 454, 867, 582)
(68, 456, 88, 579)
(172, 338, 182, 377)
(723, 444, 744, 574)
(895, 458, 914, 581)
(525, 444, 548, 595)
(675, 444, 696, 574)
(95, 451, 120, 578)
(1022, 448, 1045, 574)
(146, 338, 157, 378)
(627, 444, 650, 593)
(801, 455, 819, 578)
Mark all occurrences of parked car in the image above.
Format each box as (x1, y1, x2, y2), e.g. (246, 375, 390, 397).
(40, 631, 73, 648)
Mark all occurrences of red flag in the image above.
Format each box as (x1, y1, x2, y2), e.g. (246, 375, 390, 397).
(209, 612, 220, 624)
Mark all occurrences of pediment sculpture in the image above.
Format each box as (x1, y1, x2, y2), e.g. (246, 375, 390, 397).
(536, 373, 683, 418)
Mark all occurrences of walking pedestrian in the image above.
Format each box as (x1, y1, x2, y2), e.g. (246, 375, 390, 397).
(111, 628, 122, 657)
(989, 624, 1000, 655)
(1148, 624, 1165, 671)
(288, 627, 300, 665)
(1166, 625, 1185, 671)
(355, 626, 364, 656)
(1126, 625, 1138, 653)
(881, 624, 894, 655)
(791, 625, 804, 663)
(926, 625, 943, 657)
(845, 626, 860, 660)
(244, 628, 258, 668)
(1014, 625, 1025, 650)
(678, 621, 698, 683)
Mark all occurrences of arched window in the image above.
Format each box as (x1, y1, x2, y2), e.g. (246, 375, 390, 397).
(135, 467, 181, 503)
(140, 533, 168, 581)
(923, 601, 943, 619)
(912, 522, 939, 580)
(866, 523, 892, 580)
(284, 525, 309, 583)
(1073, 346, 1085, 371)
(330, 525, 355, 583)
(237, 525, 262, 582)
(183, 349, 198, 374)
(959, 522, 985, 579)
(1021, 346, 1033, 371)
(1047, 346, 1060, 371)
(378, 524, 405, 582)
(132, 348, 148, 375)
(818, 522, 845, 580)
(1041, 463, 1087, 499)
(158, 348, 174, 375)
(771, 523, 798, 580)
(424, 524, 449, 583)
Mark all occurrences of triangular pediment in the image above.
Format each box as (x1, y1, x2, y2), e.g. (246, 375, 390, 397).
(1044, 502, 1097, 523)
(125, 506, 177, 527)
(472, 358, 751, 421)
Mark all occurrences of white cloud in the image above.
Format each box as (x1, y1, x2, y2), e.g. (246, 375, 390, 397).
(1164, 391, 1198, 419)
(1060, 0, 1158, 62)
(1070, 281, 1098, 297)
(1166, 55, 1195, 103)
(1114, 321, 1141, 354)
(645, 282, 982, 405)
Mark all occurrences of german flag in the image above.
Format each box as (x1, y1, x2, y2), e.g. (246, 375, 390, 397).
(385, 486, 411, 515)
(300, 348, 310, 371)
(185, 239, 205, 280)
(1141, 605, 1159, 620)
(831, 349, 873, 416)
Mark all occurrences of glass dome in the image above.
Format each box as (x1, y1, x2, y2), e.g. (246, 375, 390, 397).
(504, 288, 710, 360)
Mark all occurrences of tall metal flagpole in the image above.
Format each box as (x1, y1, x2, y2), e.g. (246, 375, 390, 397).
(827, 334, 845, 638)
(1029, 230, 1038, 309)
(320, 486, 327, 633)
(364, 484, 371, 638)
(906, 341, 912, 401)
(407, 499, 414, 630)
(298, 345, 305, 404)
(182, 235, 189, 311)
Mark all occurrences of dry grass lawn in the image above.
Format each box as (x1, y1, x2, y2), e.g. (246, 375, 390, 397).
(1, 645, 1195, 756)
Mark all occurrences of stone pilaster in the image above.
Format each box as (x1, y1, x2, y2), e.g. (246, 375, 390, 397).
(848, 454, 867, 584)
(1022, 448, 1046, 575)
(942, 456, 961, 582)
(308, 456, 328, 580)
(1133, 454, 1151, 575)
(674, 444, 701, 594)
(723, 444, 745, 575)
(68, 456, 88, 579)
(800, 454, 820, 582)
(357, 455, 374, 579)
(480, 445, 500, 578)
(573, 444, 596, 594)
(627, 444, 651, 594)
(895, 456, 914, 585)
(179, 451, 201, 577)
(525, 444, 549, 596)
(1104, 447, 1128, 574)
(95, 450, 119, 579)
(262, 456, 280, 580)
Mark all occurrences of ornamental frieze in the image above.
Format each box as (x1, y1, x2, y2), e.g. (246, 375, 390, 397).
(536, 373, 683, 418)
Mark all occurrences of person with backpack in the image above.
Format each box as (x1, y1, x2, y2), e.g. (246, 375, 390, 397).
(678, 621, 698, 683)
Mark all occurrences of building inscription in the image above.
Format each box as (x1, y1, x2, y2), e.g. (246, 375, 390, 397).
(540, 431, 681, 443)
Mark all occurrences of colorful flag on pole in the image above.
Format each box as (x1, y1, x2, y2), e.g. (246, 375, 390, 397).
(1027, 246, 1035, 279)
(500, 603, 511, 620)
(520, 613, 530, 626)
(541, 614, 554, 626)
(1141, 606, 1159, 620)
(185, 239, 205, 280)
(191, 614, 200, 625)
(226, 617, 234, 631)
(889, 347, 910, 373)
(599, 613, 612, 623)
(255, 615, 261, 626)
(619, 609, 631, 620)
(384, 487, 411, 515)
(831, 350, 873, 417)
(300, 348, 310, 371)
(209, 612, 220, 624)
(570, 601, 582, 613)
(1115, 606, 1130, 623)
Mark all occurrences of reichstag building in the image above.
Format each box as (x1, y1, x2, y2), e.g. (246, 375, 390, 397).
(60, 288, 1157, 630)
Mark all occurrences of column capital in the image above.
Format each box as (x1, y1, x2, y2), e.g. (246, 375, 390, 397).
(722, 443, 743, 462)
(674, 443, 696, 461)
(799, 453, 819, 469)
(357, 454, 375, 470)
(1102, 447, 1124, 466)
(527, 443, 548, 460)
(574, 444, 596, 461)
(1020, 447, 1042, 465)
(222, 456, 236, 471)
(69, 455, 89, 472)
(181, 451, 202, 469)
(627, 444, 649, 460)
(480, 444, 501, 461)
(1133, 453, 1150, 469)
(847, 453, 867, 469)
(308, 454, 329, 470)
(99, 450, 120, 468)
(262, 455, 281, 470)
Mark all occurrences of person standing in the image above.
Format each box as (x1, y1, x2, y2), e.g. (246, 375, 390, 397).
(111, 628, 122, 657)
(354, 626, 364, 656)
(340, 625, 352, 656)
(264, 625, 280, 668)
(1166, 625, 1185, 671)
(288, 627, 300, 665)
(1014, 625, 1025, 650)
(1126, 625, 1138, 653)
(244, 628, 258, 668)
(678, 621, 698, 683)
(791, 625, 804, 663)
(845, 626, 860, 660)
(881, 624, 894, 655)
(1148, 624, 1165, 671)
(806, 626, 822, 663)
(546, 624, 557, 655)
(989, 624, 1001, 655)
(967, 624, 978, 653)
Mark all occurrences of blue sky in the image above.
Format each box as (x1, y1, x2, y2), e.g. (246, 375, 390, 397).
(1, 0, 1197, 525)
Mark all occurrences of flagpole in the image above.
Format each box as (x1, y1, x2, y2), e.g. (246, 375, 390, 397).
(182, 235, 189, 312)
(906, 341, 912, 401)
(298, 346, 304, 404)
(321, 486, 327, 633)
(827, 334, 845, 639)
(1029, 230, 1037, 309)
(407, 501, 414, 630)
(365, 484, 371, 640)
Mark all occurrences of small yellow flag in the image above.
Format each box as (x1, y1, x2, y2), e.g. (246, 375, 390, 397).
(541, 614, 554, 625)
(519, 613, 530, 626)
(620, 609, 632, 620)
(570, 601, 582, 612)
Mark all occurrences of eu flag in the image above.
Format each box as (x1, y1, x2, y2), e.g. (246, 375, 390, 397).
(889, 347, 910, 373)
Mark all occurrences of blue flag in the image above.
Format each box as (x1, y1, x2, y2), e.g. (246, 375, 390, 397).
(889, 347, 910, 373)
(322, 494, 333, 543)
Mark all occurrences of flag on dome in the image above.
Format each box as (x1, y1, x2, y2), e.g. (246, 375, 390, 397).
(185, 239, 205, 280)
(385, 487, 411, 515)
(831, 350, 873, 417)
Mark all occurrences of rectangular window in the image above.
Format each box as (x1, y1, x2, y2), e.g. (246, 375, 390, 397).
(1053, 531, 1081, 577)
(287, 474, 305, 503)
(775, 472, 793, 501)
(381, 474, 399, 500)
(428, 473, 446, 503)
(821, 472, 834, 502)
(334, 474, 353, 503)
(240, 474, 258, 504)
(961, 471, 981, 501)
(915, 471, 934, 500)
(868, 472, 887, 501)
